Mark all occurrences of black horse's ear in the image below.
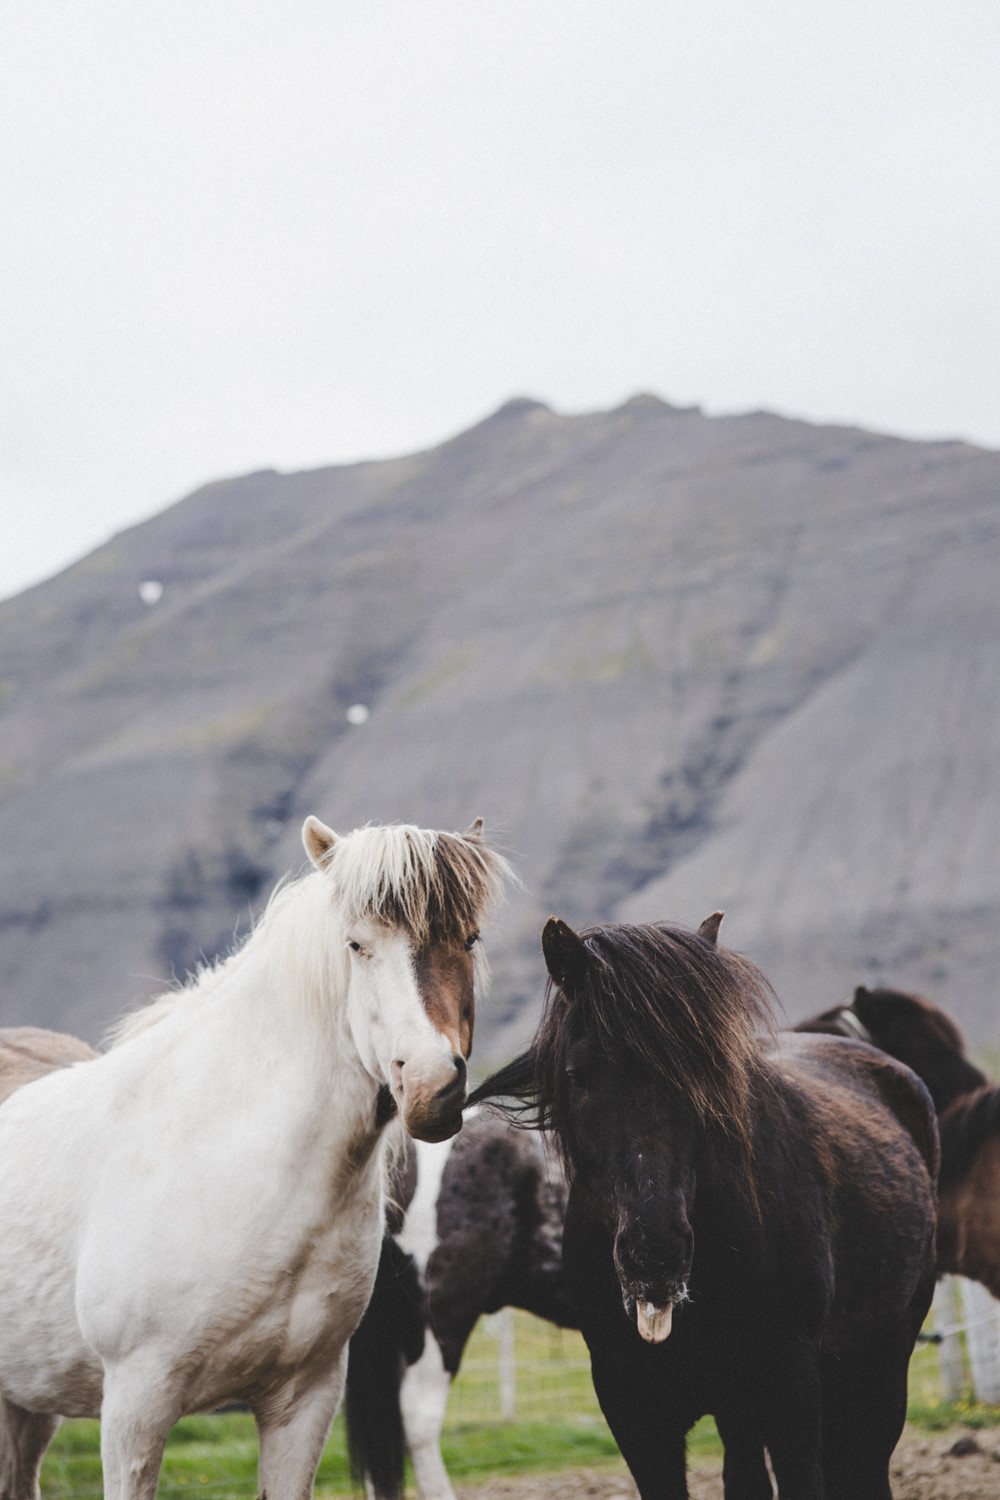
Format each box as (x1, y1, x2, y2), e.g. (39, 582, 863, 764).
(542, 917, 589, 992)
(853, 985, 870, 1008)
(698, 911, 724, 947)
(464, 817, 485, 840)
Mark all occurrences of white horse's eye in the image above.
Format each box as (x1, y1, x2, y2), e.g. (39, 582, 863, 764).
(347, 939, 364, 955)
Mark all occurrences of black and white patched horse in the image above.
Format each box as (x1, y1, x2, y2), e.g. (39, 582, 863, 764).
(345, 1109, 573, 1500)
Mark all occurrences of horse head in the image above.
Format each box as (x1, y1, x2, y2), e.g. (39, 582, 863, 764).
(851, 985, 989, 1110)
(537, 912, 757, 1344)
(799, 985, 988, 1112)
(303, 815, 511, 1143)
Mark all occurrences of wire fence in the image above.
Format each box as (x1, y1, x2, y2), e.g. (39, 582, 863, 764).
(446, 1313, 601, 1426)
(929, 1275, 1000, 1404)
(37, 1282, 1000, 1497)
(447, 1280, 1000, 1426)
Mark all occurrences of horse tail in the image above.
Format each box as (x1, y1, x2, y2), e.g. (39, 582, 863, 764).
(467, 1048, 542, 1124)
(345, 1236, 425, 1499)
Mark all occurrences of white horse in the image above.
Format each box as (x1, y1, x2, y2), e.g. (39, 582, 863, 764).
(0, 816, 510, 1500)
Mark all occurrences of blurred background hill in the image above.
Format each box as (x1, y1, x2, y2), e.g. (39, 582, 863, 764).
(2, 393, 998, 1059)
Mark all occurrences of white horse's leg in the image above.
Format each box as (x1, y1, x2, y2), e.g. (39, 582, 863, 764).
(99, 1370, 176, 1500)
(255, 1352, 347, 1500)
(400, 1332, 456, 1500)
(0, 1397, 60, 1500)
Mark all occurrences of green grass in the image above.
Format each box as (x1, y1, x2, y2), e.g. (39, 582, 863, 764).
(38, 1310, 1000, 1497)
(41, 1413, 353, 1498)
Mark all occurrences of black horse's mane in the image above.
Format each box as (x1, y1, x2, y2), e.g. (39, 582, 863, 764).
(471, 922, 777, 1189)
(939, 1083, 1000, 1190)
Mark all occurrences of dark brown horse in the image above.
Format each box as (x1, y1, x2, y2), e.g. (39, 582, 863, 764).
(472, 917, 939, 1499)
(797, 985, 1000, 1297)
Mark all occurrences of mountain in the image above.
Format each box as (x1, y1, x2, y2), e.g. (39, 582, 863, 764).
(2, 395, 998, 1057)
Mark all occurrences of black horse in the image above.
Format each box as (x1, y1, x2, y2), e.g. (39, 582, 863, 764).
(797, 984, 1000, 1297)
(472, 915, 939, 1499)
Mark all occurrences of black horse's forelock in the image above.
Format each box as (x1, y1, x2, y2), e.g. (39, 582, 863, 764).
(562, 922, 773, 1096)
(470, 922, 778, 1200)
(552, 926, 776, 1197)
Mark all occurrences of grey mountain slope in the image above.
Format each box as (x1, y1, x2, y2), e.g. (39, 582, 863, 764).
(1, 395, 997, 1053)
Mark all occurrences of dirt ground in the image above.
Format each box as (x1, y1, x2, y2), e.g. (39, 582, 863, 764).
(454, 1425, 1000, 1499)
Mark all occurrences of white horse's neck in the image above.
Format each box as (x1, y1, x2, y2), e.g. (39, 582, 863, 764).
(245, 870, 353, 1036)
(119, 870, 353, 1043)
(113, 872, 384, 1156)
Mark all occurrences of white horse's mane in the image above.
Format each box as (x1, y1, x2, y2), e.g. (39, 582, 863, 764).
(108, 823, 511, 1048)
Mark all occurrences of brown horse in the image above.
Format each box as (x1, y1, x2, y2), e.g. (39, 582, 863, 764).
(0, 1026, 96, 1106)
(797, 986, 1000, 1297)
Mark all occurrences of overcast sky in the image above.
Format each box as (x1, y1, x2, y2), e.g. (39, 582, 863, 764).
(4, 2, 998, 602)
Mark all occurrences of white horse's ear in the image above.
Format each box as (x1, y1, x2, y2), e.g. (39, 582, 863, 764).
(464, 817, 485, 840)
(698, 911, 724, 947)
(302, 815, 338, 870)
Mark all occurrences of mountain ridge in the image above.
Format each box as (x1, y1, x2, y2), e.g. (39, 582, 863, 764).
(2, 396, 998, 1056)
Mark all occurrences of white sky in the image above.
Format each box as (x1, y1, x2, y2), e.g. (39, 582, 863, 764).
(3, 1, 999, 601)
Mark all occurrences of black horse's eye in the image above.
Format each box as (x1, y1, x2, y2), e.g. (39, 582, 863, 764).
(464, 932, 480, 952)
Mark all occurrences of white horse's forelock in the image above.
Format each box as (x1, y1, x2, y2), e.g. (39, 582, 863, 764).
(326, 823, 511, 946)
(108, 823, 511, 1048)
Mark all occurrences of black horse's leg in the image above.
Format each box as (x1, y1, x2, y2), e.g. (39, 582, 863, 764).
(588, 1341, 689, 1500)
(757, 1345, 824, 1500)
(819, 1337, 911, 1500)
(715, 1412, 773, 1500)
(563, 1199, 689, 1497)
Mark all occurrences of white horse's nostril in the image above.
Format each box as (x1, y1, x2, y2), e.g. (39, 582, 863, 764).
(391, 1060, 405, 1092)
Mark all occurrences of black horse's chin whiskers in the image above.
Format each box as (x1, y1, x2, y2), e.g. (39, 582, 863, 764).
(620, 1280, 690, 1317)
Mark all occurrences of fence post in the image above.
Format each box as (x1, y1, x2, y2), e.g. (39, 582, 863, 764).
(932, 1276, 966, 1400)
(958, 1278, 1000, 1404)
(497, 1307, 517, 1420)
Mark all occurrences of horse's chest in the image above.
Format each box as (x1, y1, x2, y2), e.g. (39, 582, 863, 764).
(257, 1205, 384, 1372)
(299, 1223, 380, 1338)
